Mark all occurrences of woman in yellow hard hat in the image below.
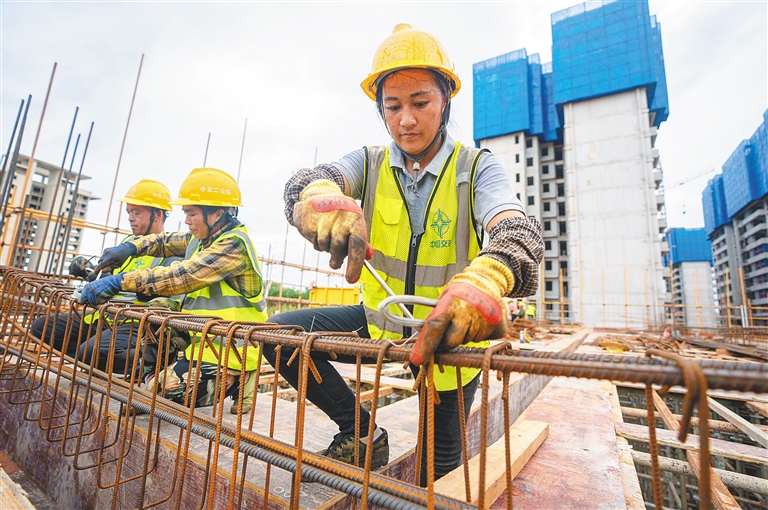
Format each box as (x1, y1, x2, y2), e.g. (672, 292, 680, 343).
(265, 24, 543, 482)
(81, 168, 268, 414)
(31, 179, 180, 375)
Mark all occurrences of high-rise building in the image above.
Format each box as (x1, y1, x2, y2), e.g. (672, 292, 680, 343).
(665, 228, 716, 328)
(702, 111, 768, 327)
(473, 0, 669, 328)
(0, 154, 97, 272)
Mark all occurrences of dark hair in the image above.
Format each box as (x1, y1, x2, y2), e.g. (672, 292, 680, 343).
(375, 69, 452, 121)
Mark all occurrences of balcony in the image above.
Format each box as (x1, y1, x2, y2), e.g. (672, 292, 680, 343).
(651, 148, 660, 168)
(656, 192, 665, 211)
(658, 216, 667, 233)
(653, 168, 663, 186)
(660, 241, 669, 254)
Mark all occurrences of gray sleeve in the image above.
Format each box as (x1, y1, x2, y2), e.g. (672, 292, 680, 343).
(332, 148, 366, 200)
(473, 152, 525, 229)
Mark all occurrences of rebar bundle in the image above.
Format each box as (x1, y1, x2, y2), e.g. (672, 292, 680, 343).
(1, 267, 767, 509)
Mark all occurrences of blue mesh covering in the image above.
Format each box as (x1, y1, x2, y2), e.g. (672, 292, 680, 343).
(722, 140, 759, 218)
(473, 49, 534, 141)
(667, 228, 712, 265)
(473, 0, 668, 142)
(751, 110, 768, 197)
(649, 16, 669, 126)
(702, 174, 728, 238)
(541, 66, 561, 142)
(552, 1, 652, 105)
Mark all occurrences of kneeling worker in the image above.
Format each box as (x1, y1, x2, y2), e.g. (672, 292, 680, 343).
(80, 168, 267, 414)
(31, 179, 179, 374)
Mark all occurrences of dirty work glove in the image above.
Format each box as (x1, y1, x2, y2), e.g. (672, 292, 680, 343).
(292, 179, 373, 284)
(411, 257, 514, 366)
(92, 243, 137, 275)
(69, 256, 94, 279)
(146, 297, 181, 312)
(79, 274, 124, 306)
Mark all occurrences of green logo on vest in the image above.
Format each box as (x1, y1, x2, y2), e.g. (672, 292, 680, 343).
(430, 209, 452, 241)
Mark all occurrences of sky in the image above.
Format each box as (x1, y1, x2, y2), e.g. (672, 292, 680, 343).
(1, 1, 766, 290)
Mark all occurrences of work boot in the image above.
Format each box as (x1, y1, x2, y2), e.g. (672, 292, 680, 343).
(230, 371, 256, 415)
(319, 428, 389, 469)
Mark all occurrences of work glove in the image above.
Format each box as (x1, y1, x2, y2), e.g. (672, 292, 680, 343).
(411, 257, 514, 366)
(292, 179, 373, 284)
(79, 274, 124, 306)
(92, 243, 137, 276)
(146, 297, 181, 312)
(69, 256, 94, 279)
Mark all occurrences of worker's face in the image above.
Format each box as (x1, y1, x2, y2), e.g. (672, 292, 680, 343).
(126, 204, 153, 236)
(381, 69, 447, 156)
(183, 206, 223, 239)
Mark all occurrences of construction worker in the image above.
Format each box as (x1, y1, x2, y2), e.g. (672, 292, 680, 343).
(30, 179, 179, 374)
(525, 301, 537, 320)
(80, 168, 267, 414)
(263, 24, 543, 482)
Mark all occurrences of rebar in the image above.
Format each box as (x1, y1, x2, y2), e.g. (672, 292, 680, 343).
(1, 267, 766, 509)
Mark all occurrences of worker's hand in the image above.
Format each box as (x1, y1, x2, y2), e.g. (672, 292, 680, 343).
(79, 274, 124, 306)
(92, 243, 137, 275)
(69, 256, 94, 279)
(411, 257, 514, 366)
(293, 179, 373, 284)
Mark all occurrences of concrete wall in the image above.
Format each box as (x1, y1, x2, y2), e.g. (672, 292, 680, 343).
(678, 261, 718, 327)
(563, 88, 665, 328)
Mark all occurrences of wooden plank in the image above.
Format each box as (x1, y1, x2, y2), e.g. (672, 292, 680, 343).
(434, 420, 548, 506)
(607, 385, 645, 510)
(358, 386, 395, 403)
(621, 406, 768, 434)
(651, 391, 740, 510)
(614, 421, 768, 466)
(498, 377, 627, 509)
(614, 382, 768, 403)
(747, 400, 768, 419)
(331, 362, 417, 391)
(708, 397, 768, 448)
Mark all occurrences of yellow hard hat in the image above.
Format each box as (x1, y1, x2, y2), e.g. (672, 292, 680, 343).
(119, 179, 173, 211)
(170, 168, 242, 207)
(360, 23, 461, 101)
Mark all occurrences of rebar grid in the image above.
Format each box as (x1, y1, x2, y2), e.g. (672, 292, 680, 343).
(1, 267, 766, 509)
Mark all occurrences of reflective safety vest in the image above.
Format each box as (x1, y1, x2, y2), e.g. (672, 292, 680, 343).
(359, 142, 488, 391)
(525, 304, 536, 318)
(181, 225, 267, 372)
(84, 235, 180, 324)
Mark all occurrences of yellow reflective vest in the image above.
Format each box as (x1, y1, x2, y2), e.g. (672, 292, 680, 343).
(181, 225, 267, 372)
(359, 142, 489, 391)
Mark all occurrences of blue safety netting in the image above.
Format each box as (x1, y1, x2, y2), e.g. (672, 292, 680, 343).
(667, 228, 712, 265)
(722, 140, 760, 218)
(541, 64, 561, 142)
(550, 0, 668, 125)
(702, 174, 728, 237)
(473, 0, 668, 143)
(649, 16, 669, 125)
(751, 110, 768, 197)
(473, 49, 534, 141)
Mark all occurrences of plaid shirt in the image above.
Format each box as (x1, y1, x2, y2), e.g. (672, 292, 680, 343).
(120, 221, 263, 300)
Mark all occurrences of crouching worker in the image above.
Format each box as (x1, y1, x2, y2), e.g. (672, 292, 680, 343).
(30, 179, 179, 375)
(80, 168, 267, 414)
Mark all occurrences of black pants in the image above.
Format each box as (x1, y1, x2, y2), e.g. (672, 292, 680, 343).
(30, 313, 140, 374)
(264, 304, 479, 483)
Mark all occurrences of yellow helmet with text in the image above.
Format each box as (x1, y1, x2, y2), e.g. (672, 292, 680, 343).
(170, 168, 242, 207)
(119, 179, 173, 211)
(360, 23, 461, 101)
